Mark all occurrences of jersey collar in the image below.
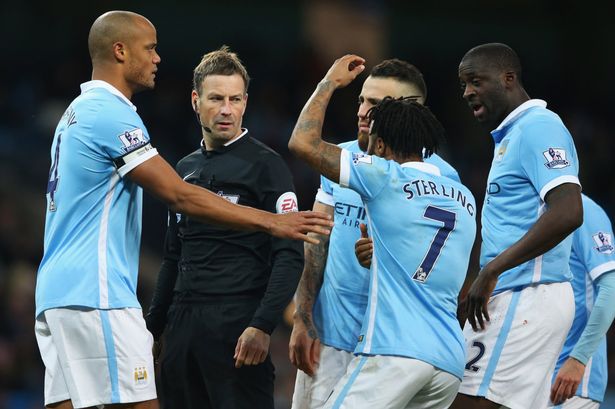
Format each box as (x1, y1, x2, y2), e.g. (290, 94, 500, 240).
(491, 99, 547, 143)
(401, 161, 441, 176)
(201, 128, 249, 155)
(80, 80, 137, 111)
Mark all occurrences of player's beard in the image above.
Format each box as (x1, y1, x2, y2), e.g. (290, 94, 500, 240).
(357, 130, 369, 152)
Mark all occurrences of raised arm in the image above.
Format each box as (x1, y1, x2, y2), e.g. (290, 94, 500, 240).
(466, 183, 583, 330)
(289, 200, 333, 376)
(288, 54, 366, 183)
(127, 154, 331, 244)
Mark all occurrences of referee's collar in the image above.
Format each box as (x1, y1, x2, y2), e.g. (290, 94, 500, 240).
(80, 80, 137, 111)
(201, 128, 249, 155)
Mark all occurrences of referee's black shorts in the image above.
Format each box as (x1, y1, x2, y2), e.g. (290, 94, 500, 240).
(160, 297, 275, 409)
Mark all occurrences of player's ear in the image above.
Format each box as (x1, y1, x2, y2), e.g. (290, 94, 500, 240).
(375, 137, 386, 156)
(113, 42, 127, 62)
(503, 70, 516, 88)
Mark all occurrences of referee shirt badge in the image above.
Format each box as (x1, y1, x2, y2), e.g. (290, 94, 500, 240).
(276, 192, 298, 213)
(542, 147, 570, 169)
(593, 232, 614, 254)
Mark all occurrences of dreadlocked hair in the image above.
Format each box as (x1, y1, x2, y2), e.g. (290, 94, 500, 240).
(367, 97, 445, 159)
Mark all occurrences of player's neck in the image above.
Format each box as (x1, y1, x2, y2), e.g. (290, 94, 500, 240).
(91, 67, 133, 100)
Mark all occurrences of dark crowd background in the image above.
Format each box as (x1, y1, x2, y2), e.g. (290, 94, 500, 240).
(1, 1, 613, 408)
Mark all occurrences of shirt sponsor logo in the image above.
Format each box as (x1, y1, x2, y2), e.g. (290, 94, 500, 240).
(593, 232, 614, 254)
(216, 191, 240, 204)
(276, 192, 298, 214)
(352, 152, 372, 165)
(133, 364, 149, 388)
(119, 128, 147, 153)
(543, 147, 570, 169)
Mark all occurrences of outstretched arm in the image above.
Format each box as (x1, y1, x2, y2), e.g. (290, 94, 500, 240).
(127, 154, 332, 244)
(288, 54, 366, 183)
(289, 200, 333, 376)
(465, 183, 583, 331)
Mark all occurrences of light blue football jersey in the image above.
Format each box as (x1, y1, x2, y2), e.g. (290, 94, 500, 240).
(553, 195, 615, 402)
(338, 149, 476, 379)
(481, 100, 580, 294)
(36, 81, 158, 317)
(313, 140, 461, 351)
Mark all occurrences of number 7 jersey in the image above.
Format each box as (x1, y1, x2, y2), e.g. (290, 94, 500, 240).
(339, 150, 477, 380)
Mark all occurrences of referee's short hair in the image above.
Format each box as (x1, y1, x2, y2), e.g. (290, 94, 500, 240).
(193, 45, 250, 95)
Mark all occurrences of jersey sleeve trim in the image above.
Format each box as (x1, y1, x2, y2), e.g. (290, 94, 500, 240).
(339, 149, 351, 188)
(115, 143, 159, 177)
(539, 175, 580, 201)
(589, 261, 615, 281)
(315, 188, 335, 206)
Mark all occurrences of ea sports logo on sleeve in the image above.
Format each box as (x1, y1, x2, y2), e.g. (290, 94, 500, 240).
(593, 232, 614, 254)
(542, 147, 570, 169)
(276, 192, 298, 214)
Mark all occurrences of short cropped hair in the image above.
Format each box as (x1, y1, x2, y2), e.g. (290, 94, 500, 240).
(463, 43, 523, 85)
(193, 45, 250, 95)
(368, 97, 444, 159)
(370, 59, 427, 100)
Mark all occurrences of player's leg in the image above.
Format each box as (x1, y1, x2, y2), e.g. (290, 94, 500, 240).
(455, 282, 574, 409)
(42, 307, 157, 408)
(406, 368, 460, 409)
(449, 393, 503, 409)
(323, 356, 438, 409)
(35, 312, 73, 408)
(291, 344, 354, 409)
(554, 396, 600, 409)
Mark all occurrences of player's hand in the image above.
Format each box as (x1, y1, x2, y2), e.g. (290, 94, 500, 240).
(465, 264, 499, 331)
(234, 327, 270, 368)
(268, 211, 333, 244)
(289, 312, 321, 376)
(550, 357, 585, 405)
(323, 54, 366, 89)
(354, 223, 373, 269)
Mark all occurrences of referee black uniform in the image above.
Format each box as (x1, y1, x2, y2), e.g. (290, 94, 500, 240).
(146, 130, 303, 409)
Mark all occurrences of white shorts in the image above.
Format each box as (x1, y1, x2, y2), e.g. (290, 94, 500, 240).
(35, 307, 157, 408)
(459, 282, 574, 409)
(548, 396, 600, 409)
(323, 355, 460, 409)
(292, 344, 354, 409)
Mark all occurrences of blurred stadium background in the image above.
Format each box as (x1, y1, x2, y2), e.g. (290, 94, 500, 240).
(1, 1, 613, 408)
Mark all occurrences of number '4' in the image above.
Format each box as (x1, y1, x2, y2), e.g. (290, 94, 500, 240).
(412, 206, 456, 283)
(47, 133, 61, 212)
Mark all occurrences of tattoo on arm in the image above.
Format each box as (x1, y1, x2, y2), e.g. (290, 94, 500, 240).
(290, 80, 342, 183)
(295, 230, 330, 339)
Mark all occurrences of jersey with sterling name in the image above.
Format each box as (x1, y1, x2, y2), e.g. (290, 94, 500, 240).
(313, 140, 461, 351)
(339, 150, 476, 379)
(481, 100, 580, 294)
(553, 195, 615, 402)
(36, 80, 158, 317)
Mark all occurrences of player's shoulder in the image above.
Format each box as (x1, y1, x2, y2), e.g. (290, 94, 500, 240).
(581, 195, 611, 223)
(245, 136, 284, 158)
(338, 139, 360, 151)
(517, 105, 566, 135)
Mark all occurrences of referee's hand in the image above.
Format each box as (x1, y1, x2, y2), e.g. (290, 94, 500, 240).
(268, 211, 333, 245)
(234, 327, 270, 368)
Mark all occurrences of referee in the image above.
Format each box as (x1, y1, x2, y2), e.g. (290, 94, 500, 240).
(145, 46, 303, 409)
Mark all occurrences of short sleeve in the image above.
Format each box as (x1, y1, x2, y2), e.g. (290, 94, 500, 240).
(315, 175, 335, 206)
(339, 148, 391, 201)
(259, 154, 299, 214)
(93, 105, 158, 177)
(573, 201, 615, 281)
(518, 117, 580, 200)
